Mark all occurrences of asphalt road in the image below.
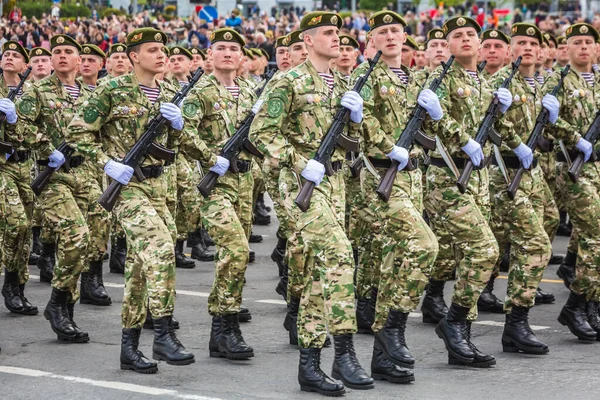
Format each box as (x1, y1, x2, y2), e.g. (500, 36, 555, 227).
(0, 209, 598, 400)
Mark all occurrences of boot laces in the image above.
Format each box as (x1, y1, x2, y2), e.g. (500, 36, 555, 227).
(167, 322, 183, 347)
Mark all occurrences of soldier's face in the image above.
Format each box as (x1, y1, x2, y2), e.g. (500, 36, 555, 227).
(80, 55, 103, 78)
(557, 44, 569, 64)
(337, 45, 356, 69)
(276, 47, 291, 71)
(480, 39, 508, 69)
(305, 26, 340, 60)
(204, 55, 214, 72)
(51, 45, 81, 74)
(129, 43, 167, 74)
(547, 41, 557, 60)
(537, 43, 548, 65)
(209, 42, 242, 72)
(447, 27, 479, 59)
(110, 53, 130, 75)
(372, 24, 405, 58)
(568, 36, 595, 67)
(31, 56, 52, 80)
(289, 42, 308, 67)
(191, 54, 203, 71)
(401, 46, 415, 67)
(426, 39, 450, 67)
(0, 50, 26, 73)
(510, 36, 540, 67)
(364, 38, 378, 59)
(415, 50, 427, 67)
(169, 55, 191, 75)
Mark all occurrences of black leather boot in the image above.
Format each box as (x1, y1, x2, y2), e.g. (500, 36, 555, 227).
(152, 316, 195, 365)
(357, 296, 374, 334)
(213, 313, 254, 359)
(80, 261, 112, 306)
(284, 296, 300, 345)
(331, 334, 374, 390)
(557, 250, 577, 289)
(44, 288, 79, 342)
(271, 236, 287, 277)
(299, 348, 346, 396)
(255, 192, 271, 213)
(499, 243, 510, 273)
(556, 211, 572, 237)
(502, 306, 549, 354)
(375, 310, 414, 369)
(421, 279, 448, 323)
(239, 305, 252, 322)
(535, 287, 555, 305)
(435, 303, 475, 364)
(28, 226, 42, 265)
(249, 231, 263, 243)
(175, 240, 195, 269)
(109, 237, 127, 274)
(549, 253, 565, 265)
(371, 341, 414, 384)
(253, 193, 271, 226)
(37, 242, 56, 283)
(585, 302, 600, 341)
(120, 328, 158, 374)
(201, 228, 214, 246)
(275, 263, 288, 302)
(558, 292, 597, 341)
(477, 276, 504, 313)
(18, 284, 39, 315)
(189, 229, 214, 262)
(449, 322, 496, 367)
(143, 313, 180, 330)
(249, 249, 255, 263)
(65, 301, 90, 343)
(209, 316, 223, 356)
(2, 270, 24, 313)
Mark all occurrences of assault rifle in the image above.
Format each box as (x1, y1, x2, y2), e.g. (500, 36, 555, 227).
(568, 109, 600, 182)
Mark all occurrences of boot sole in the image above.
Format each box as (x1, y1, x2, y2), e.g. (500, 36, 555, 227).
(372, 373, 415, 384)
(501, 339, 549, 355)
(448, 357, 496, 368)
(210, 350, 254, 360)
(331, 371, 374, 390)
(534, 298, 555, 305)
(300, 386, 345, 397)
(191, 255, 215, 262)
(44, 311, 89, 343)
(152, 353, 195, 365)
(239, 315, 252, 323)
(120, 363, 158, 374)
(557, 316, 597, 342)
(435, 324, 475, 364)
(80, 298, 112, 306)
(9, 308, 38, 316)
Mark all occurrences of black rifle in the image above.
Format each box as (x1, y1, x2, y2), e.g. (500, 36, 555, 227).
(294, 51, 382, 212)
(30, 141, 75, 196)
(507, 65, 570, 199)
(196, 70, 276, 198)
(477, 60, 487, 73)
(375, 55, 454, 202)
(456, 56, 522, 193)
(0, 66, 32, 153)
(568, 110, 600, 182)
(98, 67, 205, 211)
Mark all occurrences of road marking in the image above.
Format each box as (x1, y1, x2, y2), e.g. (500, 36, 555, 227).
(0, 366, 223, 400)
(496, 275, 564, 284)
(256, 299, 287, 305)
(407, 312, 550, 330)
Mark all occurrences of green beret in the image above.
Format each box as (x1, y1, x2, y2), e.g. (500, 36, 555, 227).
(442, 16, 481, 36)
(2, 41, 30, 63)
(190, 47, 206, 60)
(50, 34, 82, 52)
(169, 46, 193, 60)
(126, 28, 167, 47)
(557, 36, 567, 45)
(368, 11, 406, 31)
(286, 30, 303, 46)
(81, 44, 106, 59)
(427, 28, 445, 42)
(210, 28, 245, 47)
(339, 35, 359, 49)
(565, 23, 600, 42)
(275, 36, 288, 48)
(417, 44, 425, 51)
(481, 29, 510, 45)
(510, 23, 543, 45)
(243, 48, 255, 59)
(252, 48, 270, 60)
(108, 43, 127, 57)
(300, 12, 343, 31)
(29, 47, 52, 58)
(543, 32, 557, 47)
(404, 35, 418, 50)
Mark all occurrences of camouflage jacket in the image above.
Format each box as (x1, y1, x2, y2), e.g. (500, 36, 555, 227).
(248, 59, 352, 172)
(0, 74, 31, 146)
(181, 73, 257, 166)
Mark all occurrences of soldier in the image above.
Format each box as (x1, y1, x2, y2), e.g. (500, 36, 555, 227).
(414, 44, 427, 70)
(401, 35, 417, 68)
(79, 44, 106, 90)
(487, 23, 555, 354)
(479, 29, 511, 78)
(189, 47, 205, 72)
(68, 27, 196, 372)
(422, 16, 512, 367)
(556, 36, 569, 68)
(336, 35, 360, 77)
(250, 11, 374, 395)
(168, 46, 193, 86)
(201, 49, 214, 74)
(545, 23, 600, 342)
(543, 32, 558, 73)
(351, 10, 440, 382)
(96, 44, 130, 87)
(535, 36, 549, 84)
(0, 41, 38, 316)
(29, 47, 53, 82)
(287, 30, 308, 67)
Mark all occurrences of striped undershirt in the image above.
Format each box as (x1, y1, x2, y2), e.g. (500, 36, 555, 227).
(64, 84, 80, 101)
(140, 84, 160, 105)
(581, 72, 595, 87)
(225, 85, 239, 99)
(545, 68, 553, 74)
(88, 85, 96, 91)
(524, 77, 536, 90)
(466, 70, 480, 85)
(318, 72, 334, 94)
(536, 75, 545, 85)
(7, 86, 23, 97)
(389, 67, 408, 85)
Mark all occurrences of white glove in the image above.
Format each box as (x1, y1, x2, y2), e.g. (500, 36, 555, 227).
(104, 160, 134, 185)
(160, 102, 184, 131)
(494, 88, 512, 113)
(0, 98, 17, 124)
(417, 89, 443, 121)
(48, 149, 66, 169)
(301, 159, 325, 186)
(340, 90, 363, 123)
(461, 138, 484, 167)
(209, 155, 230, 177)
(541, 94, 559, 124)
(576, 137, 593, 162)
(252, 99, 264, 115)
(386, 145, 410, 171)
(513, 143, 533, 169)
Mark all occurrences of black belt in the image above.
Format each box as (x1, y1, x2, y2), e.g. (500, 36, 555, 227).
(139, 165, 164, 178)
(38, 155, 84, 169)
(538, 139, 555, 153)
(429, 157, 482, 170)
(234, 160, 252, 173)
(6, 150, 31, 163)
(368, 157, 418, 171)
(491, 155, 538, 169)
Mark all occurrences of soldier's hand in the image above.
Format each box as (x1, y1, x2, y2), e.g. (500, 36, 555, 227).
(301, 159, 325, 186)
(104, 160, 134, 185)
(513, 143, 533, 169)
(48, 149, 66, 169)
(160, 102, 184, 131)
(209, 156, 230, 177)
(386, 145, 409, 171)
(576, 138, 593, 162)
(417, 89, 443, 121)
(494, 88, 512, 113)
(0, 98, 17, 124)
(461, 138, 484, 167)
(340, 91, 363, 123)
(541, 94, 559, 124)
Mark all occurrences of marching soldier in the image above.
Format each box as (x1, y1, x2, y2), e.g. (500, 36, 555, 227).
(414, 44, 427, 70)
(335, 35, 360, 77)
(556, 36, 569, 68)
(79, 44, 106, 90)
(29, 47, 53, 82)
(543, 32, 558, 73)
(401, 35, 417, 68)
(189, 47, 205, 73)
(479, 29, 510, 78)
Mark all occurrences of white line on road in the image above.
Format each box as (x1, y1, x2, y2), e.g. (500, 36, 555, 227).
(255, 299, 287, 305)
(0, 366, 223, 400)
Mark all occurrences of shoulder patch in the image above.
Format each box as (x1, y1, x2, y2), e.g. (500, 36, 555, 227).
(83, 107, 100, 124)
(267, 98, 284, 118)
(18, 99, 35, 115)
(183, 102, 199, 118)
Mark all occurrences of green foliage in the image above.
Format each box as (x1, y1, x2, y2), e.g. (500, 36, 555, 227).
(16, 1, 53, 19)
(357, 0, 392, 11)
(102, 7, 123, 18)
(60, 4, 92, 18)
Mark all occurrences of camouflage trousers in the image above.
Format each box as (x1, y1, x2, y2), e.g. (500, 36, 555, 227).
(537, 152, 561, 242)
(556, 161, 600, 301)
(489, 165, 552, 311)
(425, 164, 499, 319)
(0, 160, 34, 284)
(114, 174, 177, 329)
(263, 160, 291, 240)
(344, 163, 363, 249)
(252, 161, 265, 210)
(175, 156, 202, 241)
(202, 168, 253, 315)
(165, 164, 179, 240)
(357, 166, 438, 332)
(84, 174, 110, 267)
